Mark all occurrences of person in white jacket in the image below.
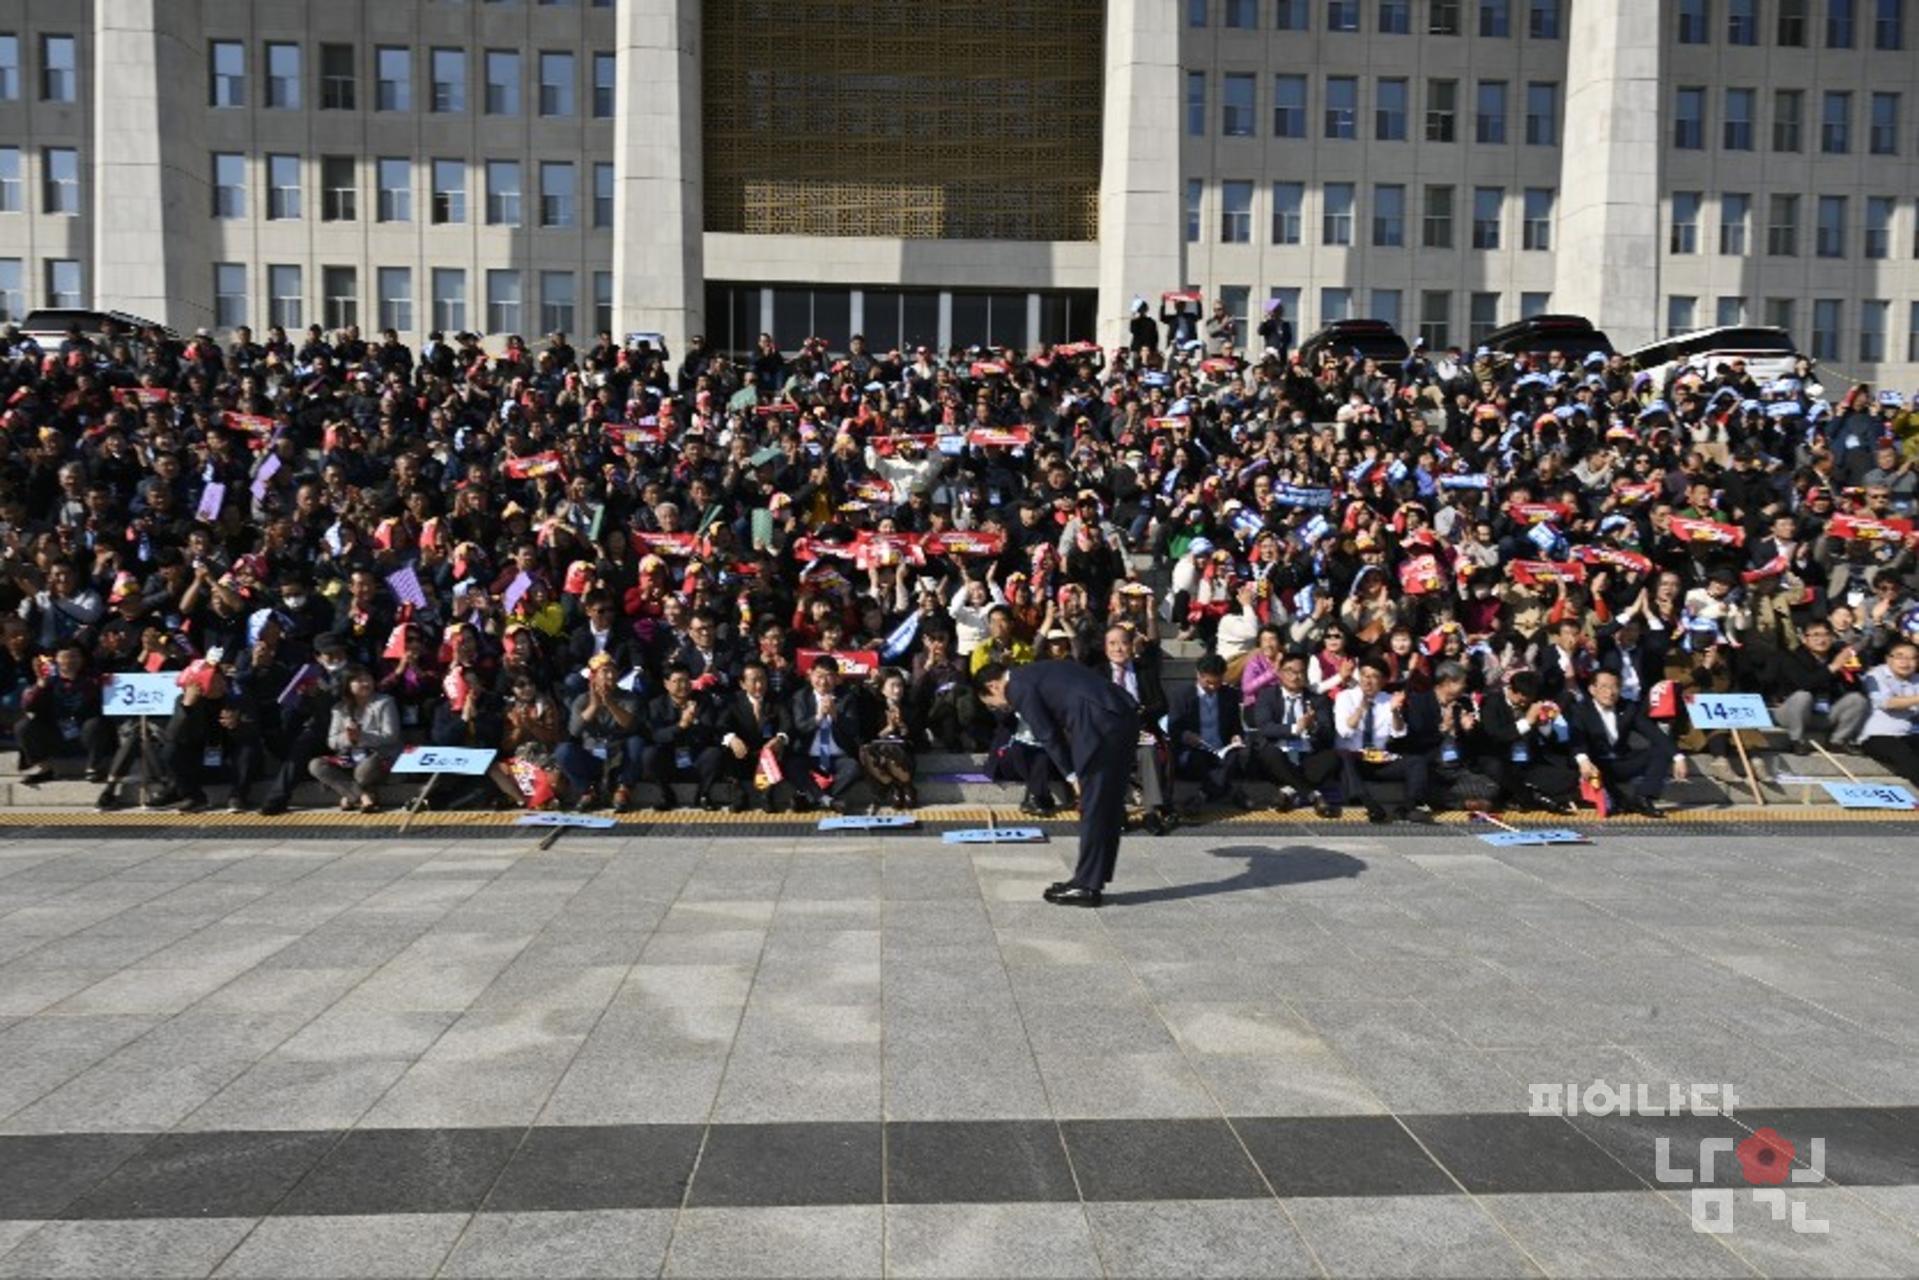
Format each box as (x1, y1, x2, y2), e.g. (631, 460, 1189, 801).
(948, 574, 1004, 657)
(863, 437, 947, 506)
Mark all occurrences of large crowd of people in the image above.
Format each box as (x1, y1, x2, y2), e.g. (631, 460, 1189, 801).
(7, 298, 1919, 820)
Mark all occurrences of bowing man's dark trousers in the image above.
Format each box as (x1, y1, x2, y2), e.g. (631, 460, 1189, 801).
(1069, 704, 1139, 890)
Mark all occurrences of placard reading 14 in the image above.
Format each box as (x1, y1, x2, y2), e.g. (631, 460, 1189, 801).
(392, 746, 498, 776)
(101, 673, 181, 717)
(1820, 781, 1919, 809)
(1686, 693, 1775, 731)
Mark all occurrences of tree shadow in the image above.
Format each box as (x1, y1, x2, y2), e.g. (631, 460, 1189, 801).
(1105, 845, 1368, 905)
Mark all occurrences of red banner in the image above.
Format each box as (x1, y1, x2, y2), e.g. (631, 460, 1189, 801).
(1613, 482, 1661, 506)
(1146, 416, 1190, 432)
(1162, 290, 1203, 305)
(1668, 516, 1745, 547)
(968, 361, 1009, 378)
(1199, 358, 1238, 376)
(869, 434, 937, 456)
(221, 411, 276, 434)
(1509, 501, 1573, 526)
(1397, 555, 1442, 595)
(851, 479, 895, 506)
(1828, 514, 1913, 542)
(1052, 341, 1100, 358)
(1742, 553, 1790, 584)
(791, 537, 861, 563)
(115, 387, 172, 408)
(925, 529, 1005, 558)
(631, 532, 702, 557)
(1571, 545, 1653, 575)
(795, 649, 880, 675)
(855, 531, 928, 570)
(1509, 559, 1588, 586)
(503, 451, 564, 480)
(966, 426, 1032, 449)
(753, 403, 800, 417)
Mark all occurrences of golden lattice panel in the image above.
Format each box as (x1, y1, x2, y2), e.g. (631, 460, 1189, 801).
(703, 0, 1104, 241)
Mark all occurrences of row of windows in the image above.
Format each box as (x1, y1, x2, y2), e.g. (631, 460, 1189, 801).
(1187, 72, 1559, 145)
(1672, 85, 1904, 154)
(206, 263, 613, 337)
(1186, 178, 1556, 250)
(0, 147, 79, 215)
(1675, 0, 1905, 49)
(1186, 0, 1563, 38)
(206, 153, 615, 229)
(1209, 285, 1555, 350)
(1666, 295, 1919, 364)
(0, 33, 76, 104)
(1668, 190, 1919, 259)
(0, 259, 84, 318)
(208, 41, 615, 118)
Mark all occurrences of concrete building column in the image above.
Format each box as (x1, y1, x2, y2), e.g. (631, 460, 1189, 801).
(1554, 0, 1662, 351)
(1095, 0, 1181, 353)
(612, 0, 703, 354)
(91, 0, 211, 331)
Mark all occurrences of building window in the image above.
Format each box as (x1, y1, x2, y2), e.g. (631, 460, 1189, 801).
(1469, 292, 1500, 345)
(1773, 90, 1803, 151)
(40, 34, 74, 102)
(1225, 0, 1257, 26)
(265, 41, 299, 109)
(1426, 79, 1457, 141)
(1674, 88, 1705, 149)
(1522, 187, 1553, 248)
(376, 46, 410, 111)
(213, 263, 247, 329)
(0, 148, 18, 213)
(1472, 186, 1502, 248)
(1529, 0, 1561, 36)
(1184, 178, 1201, 243)
(1423, 184, 1454, 247)
(320, 43, 355, 110)
(1380, 0, 1412, 32)
(432, 268, 467, 332)
(1719, 192, 1749, 253)
(1323, 182, 1355, 244)
(431, 48, 465, 113)
(1767, 194, 1800, 255)
(266, 154, 300, 221)
(1716, 296, 1746, 326)
(377, 267, 412, 333)
(488, 270, 523, 334)
(1222, 73, 1255, 136)
(1325, 76, 1358, 138)
(1667, 295, 1698, 336)
(1779, 0, 1809, 41)
(594, 162, 614, 227)
(1910, 303, 1919, 363)
(1520, 291, 1551, 319)
(1479, 0, 1511, 36)
(1723, 88, 1754, 150)
(1188, 0, 1207, 25)
(1829, 0, 1856, 44)
(45, 258, 81, 308)
(1523, 82, 1557, 145)
(1475, 80, 1507, 144)
(1866, 196, 1893, 258)
(538, 51, 574, 116)
(1277, 0, 1310, 27)
(1678, 0, 1710, 41)
(485, 160, 522, 225)
(1728, 0, 1758, 40)
(1321, 287, 1352, 324)
(1765, 297, 1795, 335)
(1878, 0, 1904, 47)
(1373, 183, 1405, 245)
(1871, 92, 1900, 154)
(1186, 71, 1205, 137)
(1430, 0, 1461, 33)
(1816, 195, 1848, 257)
(1273, 74, 1307, 137)
(1376, 78, 1408, 140)
(485, 50, 520, 115)
(594, 271, 612, 335)
(541, 270, 575, 333)
(212, 152, 244, 219)
(1369, 288, 1401, 330)
(1329, 0, 1360, 30)
(321, 156, 356, 222)
(210, 40, 245, 107)
(1861, 300, 1889, 361)
(592, 52, 615, 118)
(431, 159, 466, 224)
(1822, 91, 1851, 152)
(1811, 298, 1842, 359)
(1671, 191, 1702, 253)
(1220, 179, 1253, 242)
(268, 264, 302, 329)
(539, 161, 574, 227)
(0, 36, 17, 101)
(376, 158, 410, 222)
(1420, 290, 1451, 349)
(322, 266, 357, 330)
(42, 147, 77, 215)
(1272, 181, 1303, 243)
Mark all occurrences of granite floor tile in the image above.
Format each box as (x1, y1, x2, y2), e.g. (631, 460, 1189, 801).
(0, 1217, 257, 1279)
(885, 1203, 1102, 1279)
(1060, 1119, 1267, 1202)
(685, 1122, 880, 1208)
(1283, 1194, 1544, 1278)
(212, 1212, 468, 1279)
(62, 1131, 339, 1221)
(1480, 1192, 1759, 1278)
(886, 1120, 1077, 1204)
(1081, 1199, 1320, 1278)
(439, 1210, 675, 1279)
(275, 1128, 522, 1217)
(663, 1206, 882, 1279)
(484, 1124, 702, 1212)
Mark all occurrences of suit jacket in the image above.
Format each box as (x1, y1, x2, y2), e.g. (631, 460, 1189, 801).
(790, 685, 866, 759)
(1472, 690, 1575, 761)
(1167, 683, 1244, 751)
(644, 693, 717, 749)
(1248, 684, 1336, 751)
(1006, 659, 1140, 777)
(1091, 645, 1168, 723)
(717, 689, 792, 753)
(1563, 696, 1670, 762)
(566, 625, 638, 674)
(671, 639, 737, 686)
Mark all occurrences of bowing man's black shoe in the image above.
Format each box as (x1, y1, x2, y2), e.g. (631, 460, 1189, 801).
(1042, 884, 1102, 908)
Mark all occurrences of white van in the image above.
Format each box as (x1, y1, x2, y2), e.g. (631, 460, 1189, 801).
(1629, 326, 1799, 394)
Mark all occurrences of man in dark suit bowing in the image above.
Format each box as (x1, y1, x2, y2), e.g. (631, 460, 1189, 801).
(976, 658, 1139, 907)
(1564, 668, 1675, 816)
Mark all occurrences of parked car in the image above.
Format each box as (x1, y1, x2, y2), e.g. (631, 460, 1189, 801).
(1297, 319, 1412, 367)
(1628, 325, 1799, 394)
(1480, 314, 1615, 358)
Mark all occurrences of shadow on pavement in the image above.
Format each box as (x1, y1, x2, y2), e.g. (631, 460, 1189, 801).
(1106, 845, 1367, 905)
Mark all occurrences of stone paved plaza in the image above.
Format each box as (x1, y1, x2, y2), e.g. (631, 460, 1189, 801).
(0, 823, 1916, 1278)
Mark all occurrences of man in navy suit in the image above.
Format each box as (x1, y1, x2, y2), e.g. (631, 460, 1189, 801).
(977, 658, 1138, 907)
(1564, 668, 1674, 816)
(1166, 653, 1251, 809)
